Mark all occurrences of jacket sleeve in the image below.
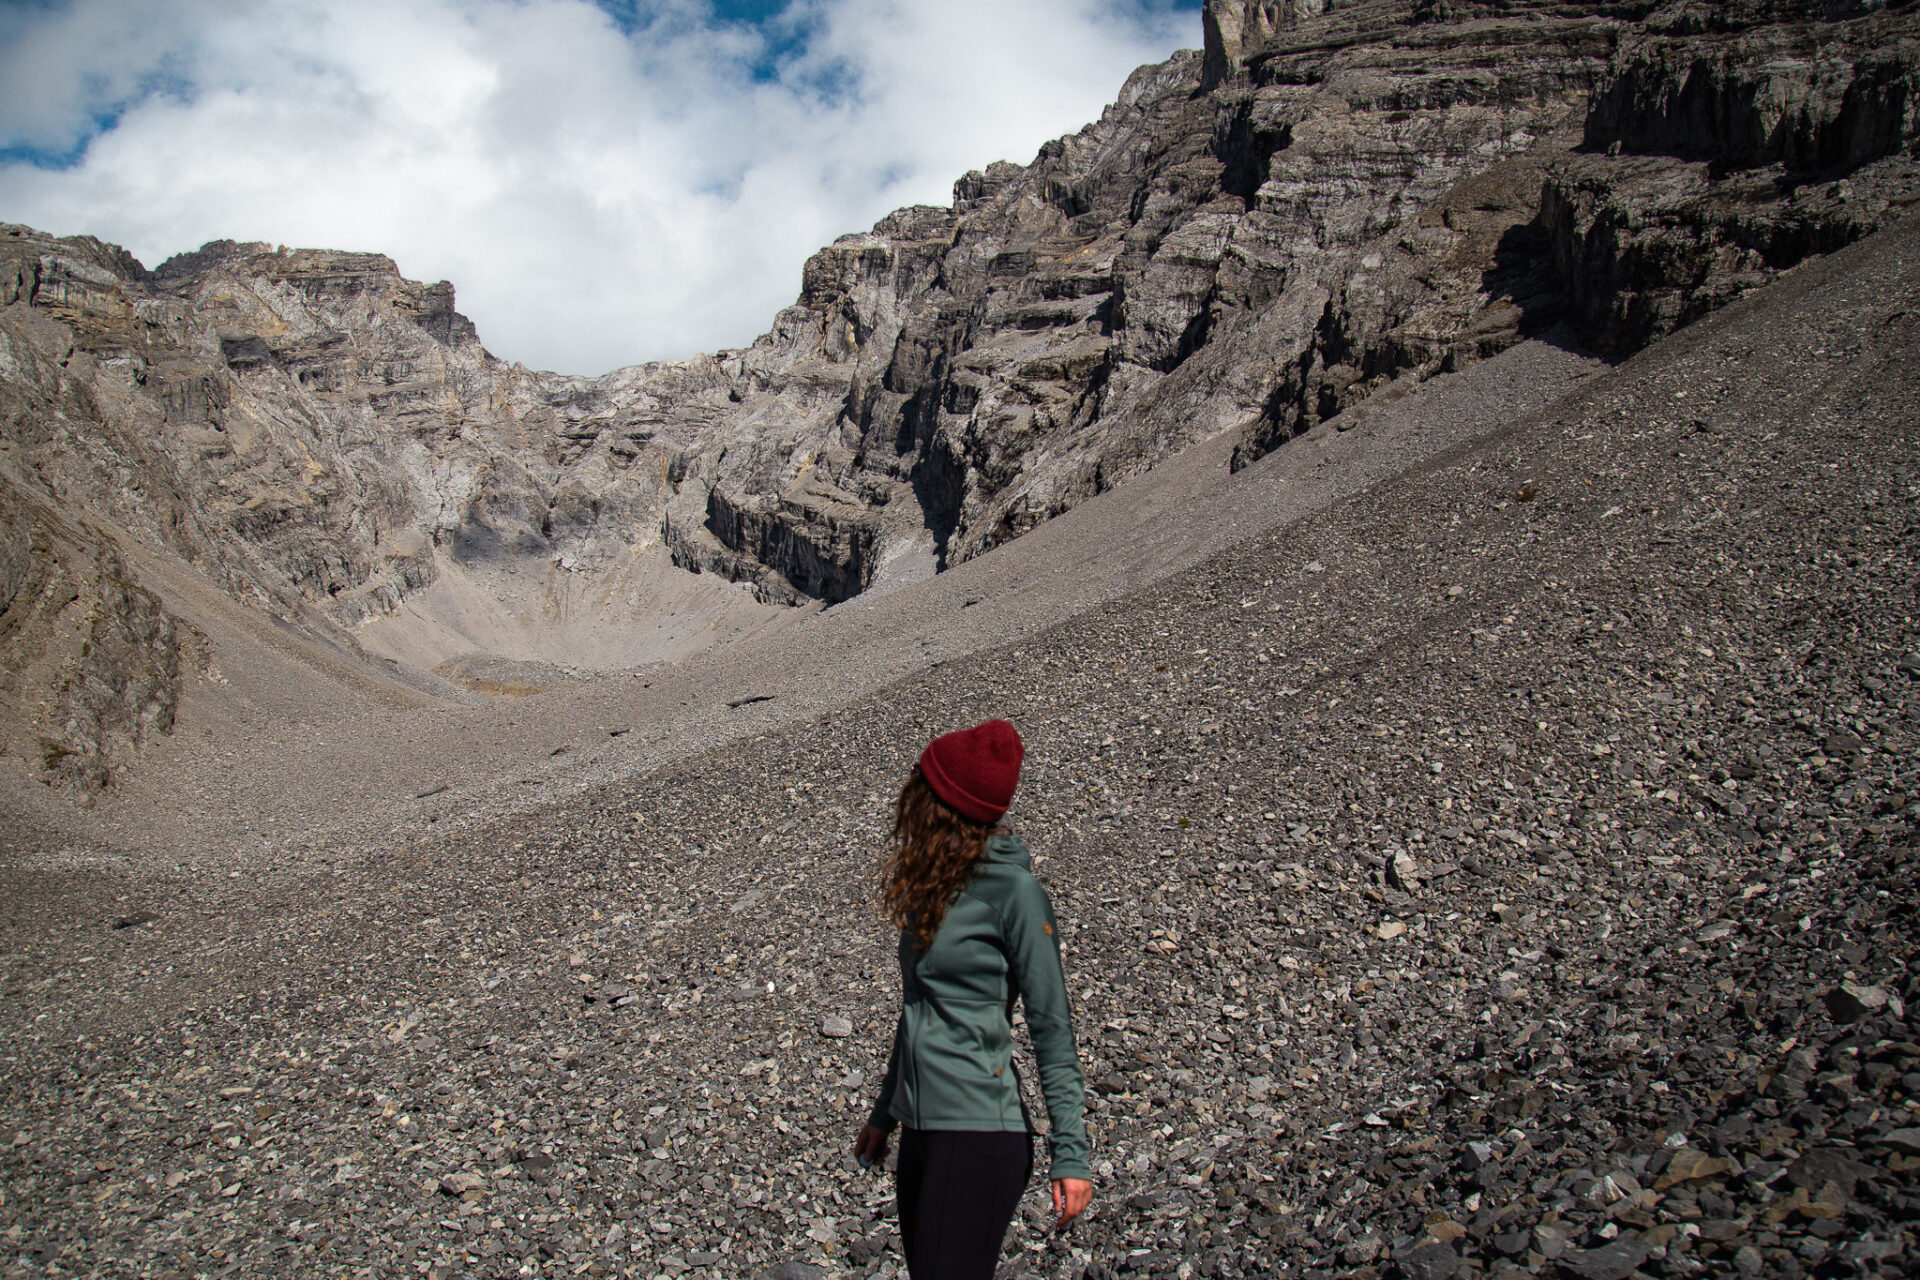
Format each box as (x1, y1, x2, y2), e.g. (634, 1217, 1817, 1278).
(1002, 873, 1090, 1181)
(867, 1013, 904, 1132)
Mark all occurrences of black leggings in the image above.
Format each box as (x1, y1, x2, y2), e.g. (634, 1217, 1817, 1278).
(895, 1128, 1033, 1280)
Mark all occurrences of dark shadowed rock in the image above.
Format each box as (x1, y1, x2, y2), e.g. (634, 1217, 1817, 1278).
(757, 1264, 826, 1280)
(1396, 1241, 1459, 1280)
(1558, 1238, 1650, 1280)
(1826, 982, 1889, 1022)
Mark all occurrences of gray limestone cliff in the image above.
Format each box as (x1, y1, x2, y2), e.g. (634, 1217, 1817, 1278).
(0, 477, 187, 792)
(1541, 0, 1920, 352)
(1, 0, 1916, 788)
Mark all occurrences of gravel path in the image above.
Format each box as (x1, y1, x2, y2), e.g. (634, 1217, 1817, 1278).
(1, 218, 1916, 1280)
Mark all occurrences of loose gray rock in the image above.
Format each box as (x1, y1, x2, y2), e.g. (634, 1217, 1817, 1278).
(1396, 1241, 1458, 1280)
(1559, 1238, 1650, 1280)
(756, 1265, 825, 1280)
(1826, 982, 1889, 1022)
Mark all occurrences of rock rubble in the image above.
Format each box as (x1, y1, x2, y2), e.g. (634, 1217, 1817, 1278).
(2, 178, 1916, 1279)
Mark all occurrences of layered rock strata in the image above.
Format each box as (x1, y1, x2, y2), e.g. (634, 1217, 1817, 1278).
(0, 477, 187, 791)
(1227, 0, 1920, 460)
(1, 0, 1916, 791)
(1538, 0, 1920, 353)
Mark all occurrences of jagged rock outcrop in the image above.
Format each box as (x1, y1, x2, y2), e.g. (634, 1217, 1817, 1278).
(1224, 0, 1920, 459)
(0, 476, 187, 791)
(1, 0, 1916, 795)
(0, 227, 764, 663)
(1540, 0, 1920, 351)
(1202, 0, 1326, 89)
(697, 0, 1619, 570)
(3, 231, 509, 623)
(702, 0, 1914, 542)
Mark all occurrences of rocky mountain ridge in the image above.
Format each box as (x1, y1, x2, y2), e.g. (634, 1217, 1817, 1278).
(2, 0, 1917, 790)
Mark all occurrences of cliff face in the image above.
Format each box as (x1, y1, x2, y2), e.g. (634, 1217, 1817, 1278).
(4, 237, 468, 622)
(1, 0, 1916, 787)
(658, 0, 1920, 569)
(666, 1, 1616, 584)
(1541, 0, 1920, 351)
(0, 476, 186, 792)
(1220, 0, 1920, 459)
(0, 228, 770, 673)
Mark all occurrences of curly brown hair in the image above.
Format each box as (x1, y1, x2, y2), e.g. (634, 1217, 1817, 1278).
(880, 769, 1000, 948)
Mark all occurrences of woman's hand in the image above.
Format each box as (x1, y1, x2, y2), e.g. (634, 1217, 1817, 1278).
(853, 1123, 891, 1171)
(1051, 1177, 1092, 1228)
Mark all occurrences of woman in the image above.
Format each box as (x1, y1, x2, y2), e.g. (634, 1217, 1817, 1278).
(853, 718, 1093, 1280)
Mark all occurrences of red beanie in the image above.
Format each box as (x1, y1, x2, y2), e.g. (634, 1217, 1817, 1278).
(918, 719, 1024, 824)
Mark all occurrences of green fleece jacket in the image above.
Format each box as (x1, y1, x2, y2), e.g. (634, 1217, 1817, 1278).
(867, 832, 1090, 1181)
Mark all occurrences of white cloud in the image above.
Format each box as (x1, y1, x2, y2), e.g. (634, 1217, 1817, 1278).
(0, 0, 1197, 374)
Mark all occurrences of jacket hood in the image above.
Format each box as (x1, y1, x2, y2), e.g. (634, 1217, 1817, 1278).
(985, 831, 1030, 868)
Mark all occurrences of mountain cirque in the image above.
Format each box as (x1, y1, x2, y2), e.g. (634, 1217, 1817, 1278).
(2, 197, 1917, 1280)
(2, 0, 1920, 1278)
(4, 0, 1917, 795)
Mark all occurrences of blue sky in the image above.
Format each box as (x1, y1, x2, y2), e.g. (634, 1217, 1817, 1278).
(0, 0, 1204, 373)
